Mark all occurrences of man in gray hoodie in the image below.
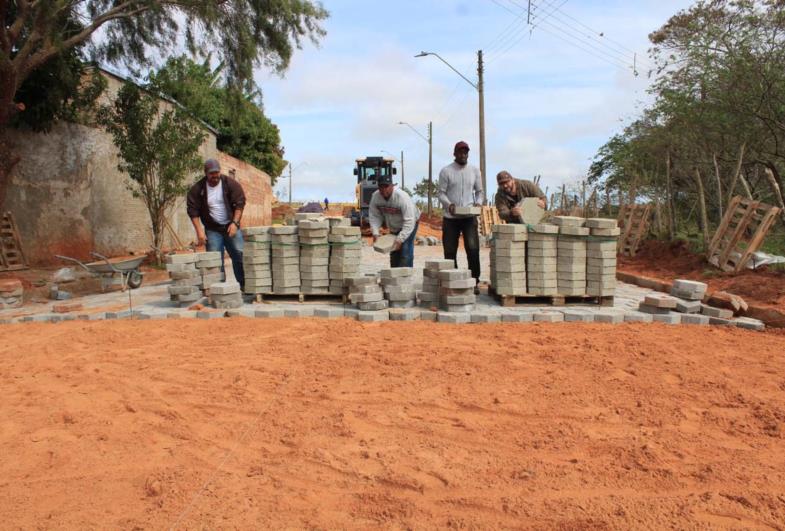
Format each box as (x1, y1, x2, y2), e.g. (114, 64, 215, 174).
(369, 173, 421, 267)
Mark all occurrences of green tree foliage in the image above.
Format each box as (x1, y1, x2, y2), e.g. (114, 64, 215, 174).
(97, 82, 206, 262)
(148, 56, 286, 183)
(0, 0, 328, 206)
(591, 0, 785, 244)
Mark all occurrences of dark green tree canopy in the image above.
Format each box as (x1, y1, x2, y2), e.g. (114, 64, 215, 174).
(148, 56, 287, 182)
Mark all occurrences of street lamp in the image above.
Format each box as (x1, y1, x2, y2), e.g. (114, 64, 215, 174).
(398, 121, 433, 215)
(416, 50, 486, 204)
(380, 150, 405, 189)
(287, 161, 308, 205)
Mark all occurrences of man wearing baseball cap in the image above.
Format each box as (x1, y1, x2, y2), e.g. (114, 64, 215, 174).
(369, 173, 420, 267)
(495, 170, 547, 223)
(438, 141, 484, 289)
(186, 158, 246, 288)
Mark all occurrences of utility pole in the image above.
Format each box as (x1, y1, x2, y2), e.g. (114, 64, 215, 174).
(428, 121, 433, 216)
(400, 150, 405, 190)
(477, 50, 487, 203)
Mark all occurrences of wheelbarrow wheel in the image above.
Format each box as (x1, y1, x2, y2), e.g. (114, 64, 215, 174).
(127, 270, 143, 289)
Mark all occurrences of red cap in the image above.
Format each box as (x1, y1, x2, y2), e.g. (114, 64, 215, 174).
(454, 141, 470, 152)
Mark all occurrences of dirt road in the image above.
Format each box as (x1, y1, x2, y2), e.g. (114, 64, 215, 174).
(1, 319, 784, 529)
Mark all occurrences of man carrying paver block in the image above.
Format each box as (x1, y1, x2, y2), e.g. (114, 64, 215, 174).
(438, 140, 484, 290)
(186, 158, 246, 289)
(369, 173, 420, 267)
(494, 170, 547, 224)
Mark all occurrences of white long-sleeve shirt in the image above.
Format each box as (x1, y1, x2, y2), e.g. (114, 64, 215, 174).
(369, 188, 420, 242)
(438, 162, 484, 218)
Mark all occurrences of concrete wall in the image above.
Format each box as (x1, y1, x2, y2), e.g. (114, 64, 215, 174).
(2, 72, 272, 265)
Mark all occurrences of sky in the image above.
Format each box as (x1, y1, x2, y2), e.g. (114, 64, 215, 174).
(257, 0, 694, 203)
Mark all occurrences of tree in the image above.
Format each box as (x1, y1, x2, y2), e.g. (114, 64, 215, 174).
(97, 82, 206, 263)
(1, 0, 328, 207)
(413, 178, 438, 214)
(148, 56, 287, 183)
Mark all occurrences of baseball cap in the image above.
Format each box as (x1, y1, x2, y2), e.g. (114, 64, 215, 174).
(377, 174, 394, 186)
(204, 158, 221, 174)
(497, 170, 513, 182)
(454, 141, 470, 152)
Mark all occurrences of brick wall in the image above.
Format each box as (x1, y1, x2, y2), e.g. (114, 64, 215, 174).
(216, 153, 272, 227)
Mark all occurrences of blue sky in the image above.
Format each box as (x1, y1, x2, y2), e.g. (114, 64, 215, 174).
(256, 0, 693, 203)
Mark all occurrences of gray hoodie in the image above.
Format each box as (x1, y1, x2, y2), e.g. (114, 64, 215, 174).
(369, 188, 420, 242)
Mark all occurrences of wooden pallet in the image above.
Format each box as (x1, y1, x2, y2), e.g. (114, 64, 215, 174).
(250, 292, 348, 304)
(479, 206, 503, 237)
(707, 196, 781, 272)
(489, 288, 614, 307)
(617, 203, 652, 257)
(0, 212, 28, 272)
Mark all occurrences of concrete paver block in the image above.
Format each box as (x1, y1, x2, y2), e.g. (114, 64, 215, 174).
(700, 304, 733, 319)
(470, 312, 501, 323)
(419, 310, 438, 321)
(358, 310, 389, 322)
(533, 311, 564, 322)
(437, 312, 470, 324)
(681, 313, 710, 325)
(594, 311, 624, 324)
(675, 300, 702, 314)
(197, 311, 225, 319)
(373, 234, 397, 254)
(562, 309, 594, 322)
(734, 317, 765, 331)
(624, 311, 653, 323)
(501, 312, 534, 323)
(653, 313, 681, 324)
(254, 308, 284, 318)
(389, 308, 421, 321)
(314, 308, 345, 319)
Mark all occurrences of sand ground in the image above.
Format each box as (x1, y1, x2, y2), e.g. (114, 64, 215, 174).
(1, 319, 784, 529)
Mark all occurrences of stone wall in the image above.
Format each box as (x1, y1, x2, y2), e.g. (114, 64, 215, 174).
(2, 71, 272, 265)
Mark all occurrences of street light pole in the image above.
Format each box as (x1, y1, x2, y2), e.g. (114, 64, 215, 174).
(416, 50, 487, 204)
(398, 121, 434, 215)
(400, 150, 405, 190)
(288, 162, 307, 205)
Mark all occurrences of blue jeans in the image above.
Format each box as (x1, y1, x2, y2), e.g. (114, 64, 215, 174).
(390, 222, 418, 268)
(206, 228, 244, 287)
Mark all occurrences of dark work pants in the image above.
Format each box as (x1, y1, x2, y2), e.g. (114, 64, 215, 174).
(390, 222, 419, 268)
(442, 216, 481, 281)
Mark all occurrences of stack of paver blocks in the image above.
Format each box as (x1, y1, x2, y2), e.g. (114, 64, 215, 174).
(0, 279, 23, 309)
(166, 254, 202, 306)
(299, 218, 330, 295)
(586, 218, 619, 297)
(270, 226, 300, 295)
(554, 217, 589, 296)
(419, 259, 453, 308)
(242, 227, 272, 295)
(380, 267, 416, 308)
(527, 224, 559, 295)
(347, 274, 388, 311)
(210, 281, 243, 309)
(328, 225, 362, 295)
(439, 269, 476, 312)
(196, 251, 222, 293)
(489, 224, 527, 296)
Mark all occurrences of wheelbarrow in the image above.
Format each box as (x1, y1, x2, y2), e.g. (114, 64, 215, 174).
(55, 252, 145, 292)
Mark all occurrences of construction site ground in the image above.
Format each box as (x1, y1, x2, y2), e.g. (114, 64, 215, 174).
(2, 239, 784, 528)
(2, 314, 784, 528)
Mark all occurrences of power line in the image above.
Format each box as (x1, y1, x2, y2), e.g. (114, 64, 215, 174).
(489, 0, 641, 73)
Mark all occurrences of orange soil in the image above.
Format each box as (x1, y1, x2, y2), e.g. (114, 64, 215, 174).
(1, 319, 784, 529)
(619, 240, 785, 309)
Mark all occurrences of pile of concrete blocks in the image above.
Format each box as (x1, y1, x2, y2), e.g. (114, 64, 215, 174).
(554, 217, 589, 296)
(586, 218, 619, 297)
(329, 225, 362, 295)
(527, 224, 559, 295)
(0, 279, 23, 309)
(346, 274, 388, 311)
(195, 251, 222, 293)
(299, 219, 330, 295)
(671, 279, 707, 301)
(209, 281, 243, 309)
(165, 253, 203, 307)
(439, 268, 476, 312)
(380, 267, 416, 308)
(242, 227, 271, 295)
(270, 226, 300, 295)
(489, 224, 527, 295)
(419, 259, 453, 308)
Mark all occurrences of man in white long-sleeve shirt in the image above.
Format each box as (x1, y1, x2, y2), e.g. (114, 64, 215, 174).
(438, 140, 484, 288)
(369, 173, 420, 267)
